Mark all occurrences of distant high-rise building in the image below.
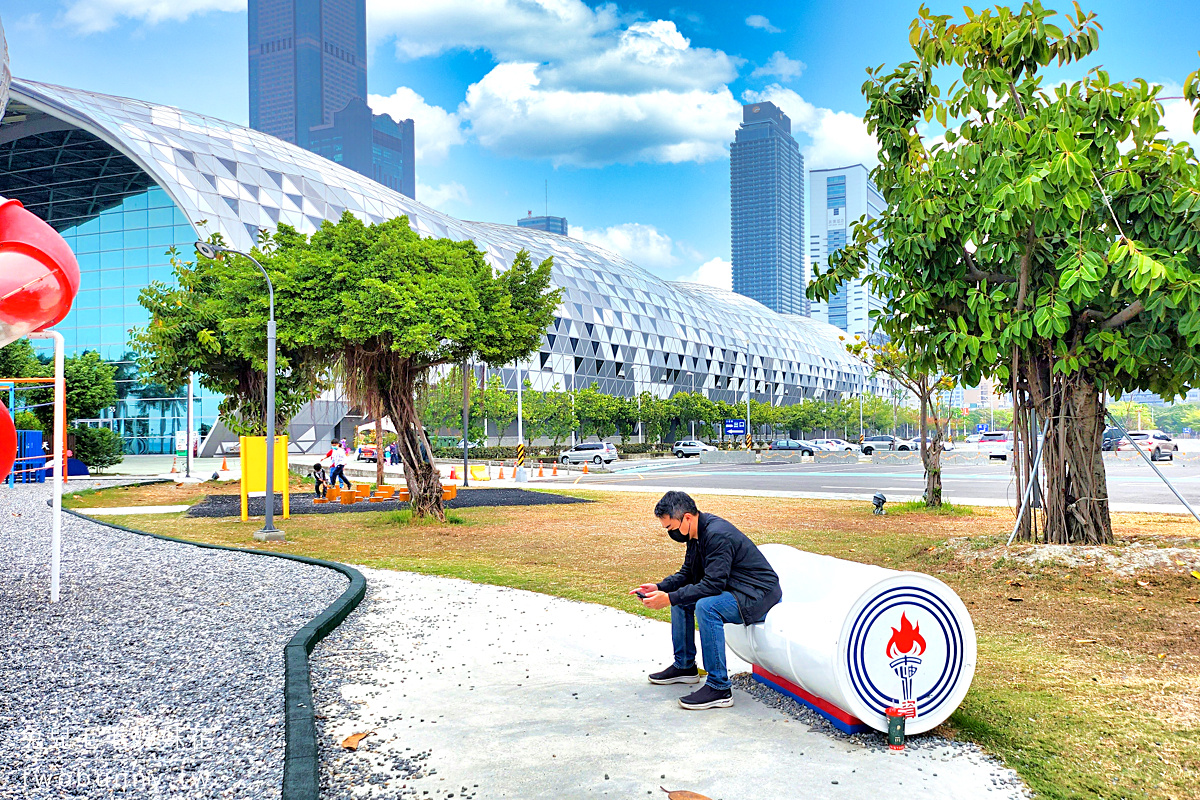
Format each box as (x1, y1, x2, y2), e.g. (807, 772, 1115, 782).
(248, 0, 415, 198)
(517, 213, 568, 236)
(730, 102, 805, 315)
(809, 164, 886, 339)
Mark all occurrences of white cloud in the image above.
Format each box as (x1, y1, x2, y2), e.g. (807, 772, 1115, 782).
(745, 15, 781, 33)
(60, 0, 243, 34)
(369, 87, 464, 165)
(751, 52, 805, 82)
(1158, 84, 1199, 153)
(416, 181, 470, 212)
(370, 1, 744, 167)
(678, 257, 732, 291)
(461, 63, 741, 167)
(572, 223, 679, 270)
(369, 0, 620, 62)
(742, 85, 879, 169)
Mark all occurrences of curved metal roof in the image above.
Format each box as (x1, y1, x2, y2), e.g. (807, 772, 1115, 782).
(8, 78, 868, 402)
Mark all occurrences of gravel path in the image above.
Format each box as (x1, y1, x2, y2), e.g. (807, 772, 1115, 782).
(0, 481, 350, 799)
(187, 488, 591, 518)
(311, 568, 1028, 800)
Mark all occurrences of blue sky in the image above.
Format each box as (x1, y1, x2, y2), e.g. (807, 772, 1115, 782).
(5, 1, 1199, 288)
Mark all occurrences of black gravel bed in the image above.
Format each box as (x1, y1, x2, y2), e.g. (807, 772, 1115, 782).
(185, 487, 592, 518)
(0, 483, 349, 800)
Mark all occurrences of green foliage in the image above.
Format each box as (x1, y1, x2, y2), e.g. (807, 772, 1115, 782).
(13, 411, 42, 431)
(69, 425, 124, 470)
(522, 381, 578, 447)
(0, 340, 41, 379)
(131, 242, 328, 435)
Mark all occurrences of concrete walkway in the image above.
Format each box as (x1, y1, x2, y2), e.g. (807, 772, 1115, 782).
(83, 505, 192, 516)
(312, 569, 1025, 800)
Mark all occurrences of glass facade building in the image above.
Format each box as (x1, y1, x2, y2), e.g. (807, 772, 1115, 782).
(248, 0, 414, 198)
(517, 214, 569, 236)
(809, 164, 887, 340)
(0, 78, 876, 454)
(730, 102, 806, 316)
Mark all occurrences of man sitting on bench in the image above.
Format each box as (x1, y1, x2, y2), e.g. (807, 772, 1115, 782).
(631, 491, 782, 710)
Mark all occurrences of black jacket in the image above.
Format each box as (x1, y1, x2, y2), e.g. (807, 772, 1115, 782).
(657, 512, 782, 624)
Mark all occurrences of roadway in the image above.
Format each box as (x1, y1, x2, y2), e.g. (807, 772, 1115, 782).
(538, 455, 1200, 513)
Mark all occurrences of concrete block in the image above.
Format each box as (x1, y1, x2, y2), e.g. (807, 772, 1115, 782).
(759, 451, 806, 464)
(941, 452, 984, 464)
(699, 450, 757, 464)
(813, 451, 859, 464)
(873, 451, 921, 465)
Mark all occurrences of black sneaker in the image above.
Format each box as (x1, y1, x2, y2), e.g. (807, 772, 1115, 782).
(678, 685, 734, 710)
(648, 664, 701, 685)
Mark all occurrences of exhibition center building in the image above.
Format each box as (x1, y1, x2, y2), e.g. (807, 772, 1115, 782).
(0, 78, 874, 454)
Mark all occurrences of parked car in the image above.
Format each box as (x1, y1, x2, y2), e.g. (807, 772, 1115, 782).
(965, 433, 984, 444)
(812, 438, 861, 452)
(1101, 428, 1123, 451)
(673, 440, 716, 458)
(1116, 429, 1178, 461)
(453, 439, 484, 449)
(768, 439, 818, 456)
(900, 436, 956, 453)
(979, 430, 1012, 459)
(356, 444, 378, 462)
(559, 441, 619, 465)
(860, 435, 896, 455)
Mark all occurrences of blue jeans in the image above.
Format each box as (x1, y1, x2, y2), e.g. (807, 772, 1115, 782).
(329, 464, 351, 488)
(671, 591, 743, 691)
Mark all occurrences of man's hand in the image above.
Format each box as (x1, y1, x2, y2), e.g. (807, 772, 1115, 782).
(629, 583, 658, 597)
(641, 590, 671, 610)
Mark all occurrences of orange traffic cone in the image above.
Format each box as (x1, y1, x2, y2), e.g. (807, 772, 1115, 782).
(552, 462, 558, 476)
(538, 463, 544, 477)
(170, 457, 179, 473)
(499, 464, 505, 480)
(582, 463, 588, 475)
(221, 456, 229, 471)
(450, 466, 457, 481)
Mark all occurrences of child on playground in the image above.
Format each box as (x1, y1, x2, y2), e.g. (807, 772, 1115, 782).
(311, 462, 329, 499)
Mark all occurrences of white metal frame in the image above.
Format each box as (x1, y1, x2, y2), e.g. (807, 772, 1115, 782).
(27, 330, 65, 603)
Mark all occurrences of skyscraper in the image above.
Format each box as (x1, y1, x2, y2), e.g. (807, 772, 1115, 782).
(248, 0, 415, 198)
(730, 102, 805, 315)
(808, 164, 886, 339)
(517, 213, 568, 236)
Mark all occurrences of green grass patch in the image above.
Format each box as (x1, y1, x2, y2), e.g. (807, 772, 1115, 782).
(888, 500, 974, 516)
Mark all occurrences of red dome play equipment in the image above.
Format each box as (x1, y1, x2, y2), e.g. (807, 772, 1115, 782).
(0, 197, 81, 350)
(0, 196, 80, 484)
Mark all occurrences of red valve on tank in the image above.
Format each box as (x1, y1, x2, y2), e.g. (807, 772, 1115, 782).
(0, 197, 81, 349)
(0, 400, 16, 483)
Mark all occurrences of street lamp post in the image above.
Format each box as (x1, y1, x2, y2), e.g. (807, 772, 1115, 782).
(744, 339, 751, 448)
(690, 371, 695, 438)
(195, 241, 283, 542)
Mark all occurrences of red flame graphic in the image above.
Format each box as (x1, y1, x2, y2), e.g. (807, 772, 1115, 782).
(885, 612, 927, 658)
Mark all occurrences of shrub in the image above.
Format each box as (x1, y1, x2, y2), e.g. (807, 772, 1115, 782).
(69, 426, 124, 470)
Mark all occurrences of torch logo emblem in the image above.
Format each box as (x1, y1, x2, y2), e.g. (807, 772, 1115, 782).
(885, 612, 927, 717)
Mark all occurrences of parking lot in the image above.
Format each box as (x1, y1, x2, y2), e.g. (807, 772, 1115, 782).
(540, 453, 1200, 512)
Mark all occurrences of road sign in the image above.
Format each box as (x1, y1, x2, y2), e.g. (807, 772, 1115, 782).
(976, 424, 989, 434)
(725, 418, 746, 436)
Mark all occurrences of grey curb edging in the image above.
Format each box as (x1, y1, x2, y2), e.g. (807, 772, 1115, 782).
(58, 503, 367, 800)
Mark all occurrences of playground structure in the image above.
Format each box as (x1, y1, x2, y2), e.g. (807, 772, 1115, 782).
(0, 194, 82, 603)
(724, 544, 977, 735)
(239, 435, 291, 523)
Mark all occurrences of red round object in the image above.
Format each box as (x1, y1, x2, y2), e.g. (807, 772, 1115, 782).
(0, 400, 16, 483)
(0, 197, 81, 348)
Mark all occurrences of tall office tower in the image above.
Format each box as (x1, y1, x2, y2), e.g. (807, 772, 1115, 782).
(730, 102, 805, 315)
(808, 164, 886, 339)
(517, 212, 568, 236)
(248, 0, 415, 198)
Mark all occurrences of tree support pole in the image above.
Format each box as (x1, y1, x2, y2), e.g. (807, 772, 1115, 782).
(1007, 418, 1050, 547)
(1105, 412, 1200, 525)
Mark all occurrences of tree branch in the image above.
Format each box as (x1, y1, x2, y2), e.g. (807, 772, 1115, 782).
(964, 250, 1017, 284)
(1077, 300, 1145, 330)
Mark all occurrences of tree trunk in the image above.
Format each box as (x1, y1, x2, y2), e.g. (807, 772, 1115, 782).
(383, 366, 444, 520)
(917, 383, 944, 507)
(1020, 357, 1112, 544)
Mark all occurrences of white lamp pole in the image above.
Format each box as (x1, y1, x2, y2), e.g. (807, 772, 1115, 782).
(515, 359, 527, 482)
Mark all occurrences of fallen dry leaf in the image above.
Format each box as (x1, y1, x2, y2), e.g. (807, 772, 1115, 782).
(341, 731, 374, 750)
(1157, 654, 1167, 659)
(1136, 580, 1150, 587)
(1075, 639, 1098, 644)
(1191, 570, 1200, 581)
(1136, 607, 1146, 612)
(1186, 598, 1199, 604)
(661, 788, 712, 800)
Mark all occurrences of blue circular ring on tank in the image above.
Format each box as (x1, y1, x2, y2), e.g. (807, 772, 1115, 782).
(844, 586, 965, 716)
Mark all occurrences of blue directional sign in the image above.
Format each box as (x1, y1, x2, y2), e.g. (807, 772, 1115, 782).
(725, 418, 747, 436)
(976, 423, 989, 433)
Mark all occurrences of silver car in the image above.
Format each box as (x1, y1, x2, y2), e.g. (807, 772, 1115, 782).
(558, 442, 619, 465)
(673, 439, 716, 458)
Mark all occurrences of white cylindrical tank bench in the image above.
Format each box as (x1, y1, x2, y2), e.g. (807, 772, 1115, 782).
(724, 544, 977, 735)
